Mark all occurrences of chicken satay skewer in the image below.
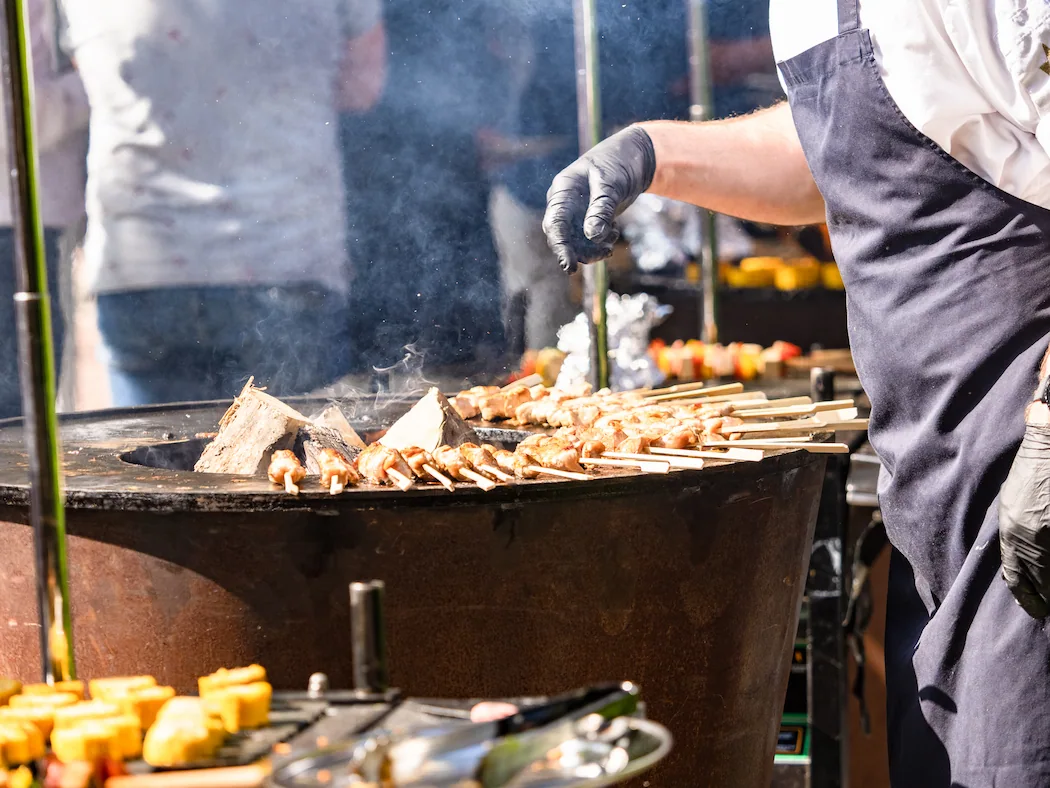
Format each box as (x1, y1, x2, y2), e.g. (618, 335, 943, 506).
(459, 443, 515, 483)
(523, 465, 592, 481)
(317, 448, 359, 495)
(386, 467, 415, 491)
(268, 450, 305, 496)
(400, 446, 456, 492)
(433, 445, 497, 491)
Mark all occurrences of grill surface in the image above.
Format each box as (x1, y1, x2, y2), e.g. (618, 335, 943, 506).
(0, 395, 826, 788)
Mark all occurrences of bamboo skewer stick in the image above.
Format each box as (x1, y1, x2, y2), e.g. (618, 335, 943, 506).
(284, 475, 299, 496)
(504, 373, 543, 390)
(524, 465, 592, 481)
(701, 440, 850, 454)
(579, 456, 671, 474)
(647, 446, 765, 462)
(728, 396, 813, 411)
(423, 463, 456, 492)
(662, 390, 761, 405)
(644, 382, 744, 402)
(460, 468, 497, 490)
(329, 478, 344, 496)
(386, 468, 415, 491)
(701, 437, 812, 446)
(479, 463, 515, 483)
(604, 451, 706, 470)
(640, 380, 709, 397)
(814, 407, 859, 423)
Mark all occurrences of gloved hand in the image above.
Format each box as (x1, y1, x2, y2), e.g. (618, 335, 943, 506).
(999, 423, 1050, 618)
(542, 125, 656, 274)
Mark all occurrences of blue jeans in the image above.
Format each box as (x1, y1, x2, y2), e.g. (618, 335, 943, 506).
(96, 286, 351, 406)
(0, 228, 64, 420)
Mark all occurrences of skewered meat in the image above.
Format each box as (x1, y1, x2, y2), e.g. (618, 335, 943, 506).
(450, 395, 480, 420)
(356, 444, 414, 486)
(478, 385, 532, 421)
(516, 436, 585, 474)
(268, 450, 305, 495)
(459, 443, 501, 474)
(317, 448, 359, 495)
(400, 446, 435, 478)
(432, 445, 470, 480)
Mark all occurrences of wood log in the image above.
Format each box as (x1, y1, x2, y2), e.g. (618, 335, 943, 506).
(312, 404, 366, 449)
(194, 379, 310, 475)
(379, 387, 479, 453)
(294, 424, 362, 475)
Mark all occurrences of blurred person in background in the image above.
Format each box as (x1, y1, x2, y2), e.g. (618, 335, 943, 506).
(59, 0, 386, 406)
(0, 0, 89, 418)
(486, 0, 779, 355)
(339, 0, 516, 377)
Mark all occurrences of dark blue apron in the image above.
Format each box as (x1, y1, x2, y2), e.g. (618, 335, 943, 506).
(778, 0, 1050, 784)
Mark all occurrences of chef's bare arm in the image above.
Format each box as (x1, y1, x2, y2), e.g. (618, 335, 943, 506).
(543, 103, 826, 273)
(641, 103, 825, 226)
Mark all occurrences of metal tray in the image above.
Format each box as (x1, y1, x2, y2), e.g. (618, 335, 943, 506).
(267, 716, 672, 787)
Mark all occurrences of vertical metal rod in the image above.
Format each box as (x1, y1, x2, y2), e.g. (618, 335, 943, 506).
(349, 581, 389, 693)
(572, 0, 608, 391)
(687, 0, 719, 345)
(0, 0, 74, 682)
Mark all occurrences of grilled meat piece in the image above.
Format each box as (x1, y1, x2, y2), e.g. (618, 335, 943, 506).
(317, 448, 359, 495)
(268, 450, 306, 495)
(356, 444, 414, 485)
(479, 385, 533, 421)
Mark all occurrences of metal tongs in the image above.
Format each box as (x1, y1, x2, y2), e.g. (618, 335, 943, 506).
(272, 682, 642, 787)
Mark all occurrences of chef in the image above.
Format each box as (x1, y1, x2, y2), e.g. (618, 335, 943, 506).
(544, 0, 1050, 785)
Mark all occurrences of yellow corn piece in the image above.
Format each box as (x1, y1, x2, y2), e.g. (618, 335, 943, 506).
(155, 698, 226, 751)
(51, 721, 122, 764)
(0, 723, 42, 766)
(7, 766, 33, 788)
(0, 707, 55, 740)
(20, 681, 85, 701)
(88, 676, 156, 703)
(0, 681, 21, 708)
(114, 685, 176, 730)
(106, 715, 143, 760)
(8, 692, 77, 710)
(54, 701, 122, 730)
(204, 682, 272, 734)
(198, 665, 266, 698)
(142, 719, 221, 768)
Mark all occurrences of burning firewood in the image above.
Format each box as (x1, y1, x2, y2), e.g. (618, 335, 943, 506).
(312, 404, 366, 449)
(195, 378, 310, 475)
(379, 387, 479, 454)
(294, 424, 361, 476)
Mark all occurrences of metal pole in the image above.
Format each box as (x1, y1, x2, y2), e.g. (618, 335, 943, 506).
(349, 581, 389, 694)
(572, 0, 609, 391)
(686, 0, 719, 344)
(0, 0, 74, 681)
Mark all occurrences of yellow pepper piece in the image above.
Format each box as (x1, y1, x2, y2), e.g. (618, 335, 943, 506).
(88, 676, 156, 703)
(0, 681, 21, 708)
(0, 707, 54, 740)
(198, 665, 266, 698)
(8, 692, 77, 710)
(50, 721, 122, 764)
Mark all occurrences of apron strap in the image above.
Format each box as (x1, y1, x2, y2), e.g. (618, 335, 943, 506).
(837, 0, 860, 34)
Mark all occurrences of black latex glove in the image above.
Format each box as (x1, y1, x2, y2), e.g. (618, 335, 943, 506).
(1000, 424, 1050, 618)
(541, 125, 657, 274)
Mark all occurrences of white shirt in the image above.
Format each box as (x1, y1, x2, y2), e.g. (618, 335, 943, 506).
(60, 0, 381, 295)
(770, 0, 1050, 211)
(0, 0, 89, 228)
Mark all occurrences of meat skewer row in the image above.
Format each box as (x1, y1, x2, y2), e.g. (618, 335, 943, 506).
(317, 448, 360, 495)
(268, 450, 306, 496)
(431, 445, 498, 491)
(356, 444, 415, 491)
(483, 444, 591, 482)
(400, 446, 456, 492)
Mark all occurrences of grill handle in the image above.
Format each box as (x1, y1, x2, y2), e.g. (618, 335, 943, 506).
(349, 581, 389, 693)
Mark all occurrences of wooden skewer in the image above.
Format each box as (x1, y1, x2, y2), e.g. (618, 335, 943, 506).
(524, 465, 592, 481)
(423, 463, 456, 492)
(647, 446, 765, 462)
(461, 467, 498, 490)
(504, 373, 543, 390)
(284, 475, 299, 496)
(702, 437, 811, 447)
(814, 407, 859, 423)
(664, 390, 761, 405)
(386, 467, 415, 491)
(759, 442, 852, 454)
(641, 380, 709, 397)
(479, 463, 515, 483)
(329, 478, 344, 496)
(604, 451, 706, 470)
(644, 382, 745, 402)
(729, 396, 813, 411)
(735, 405, 819, 420)
(580, 456, 671, 474)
